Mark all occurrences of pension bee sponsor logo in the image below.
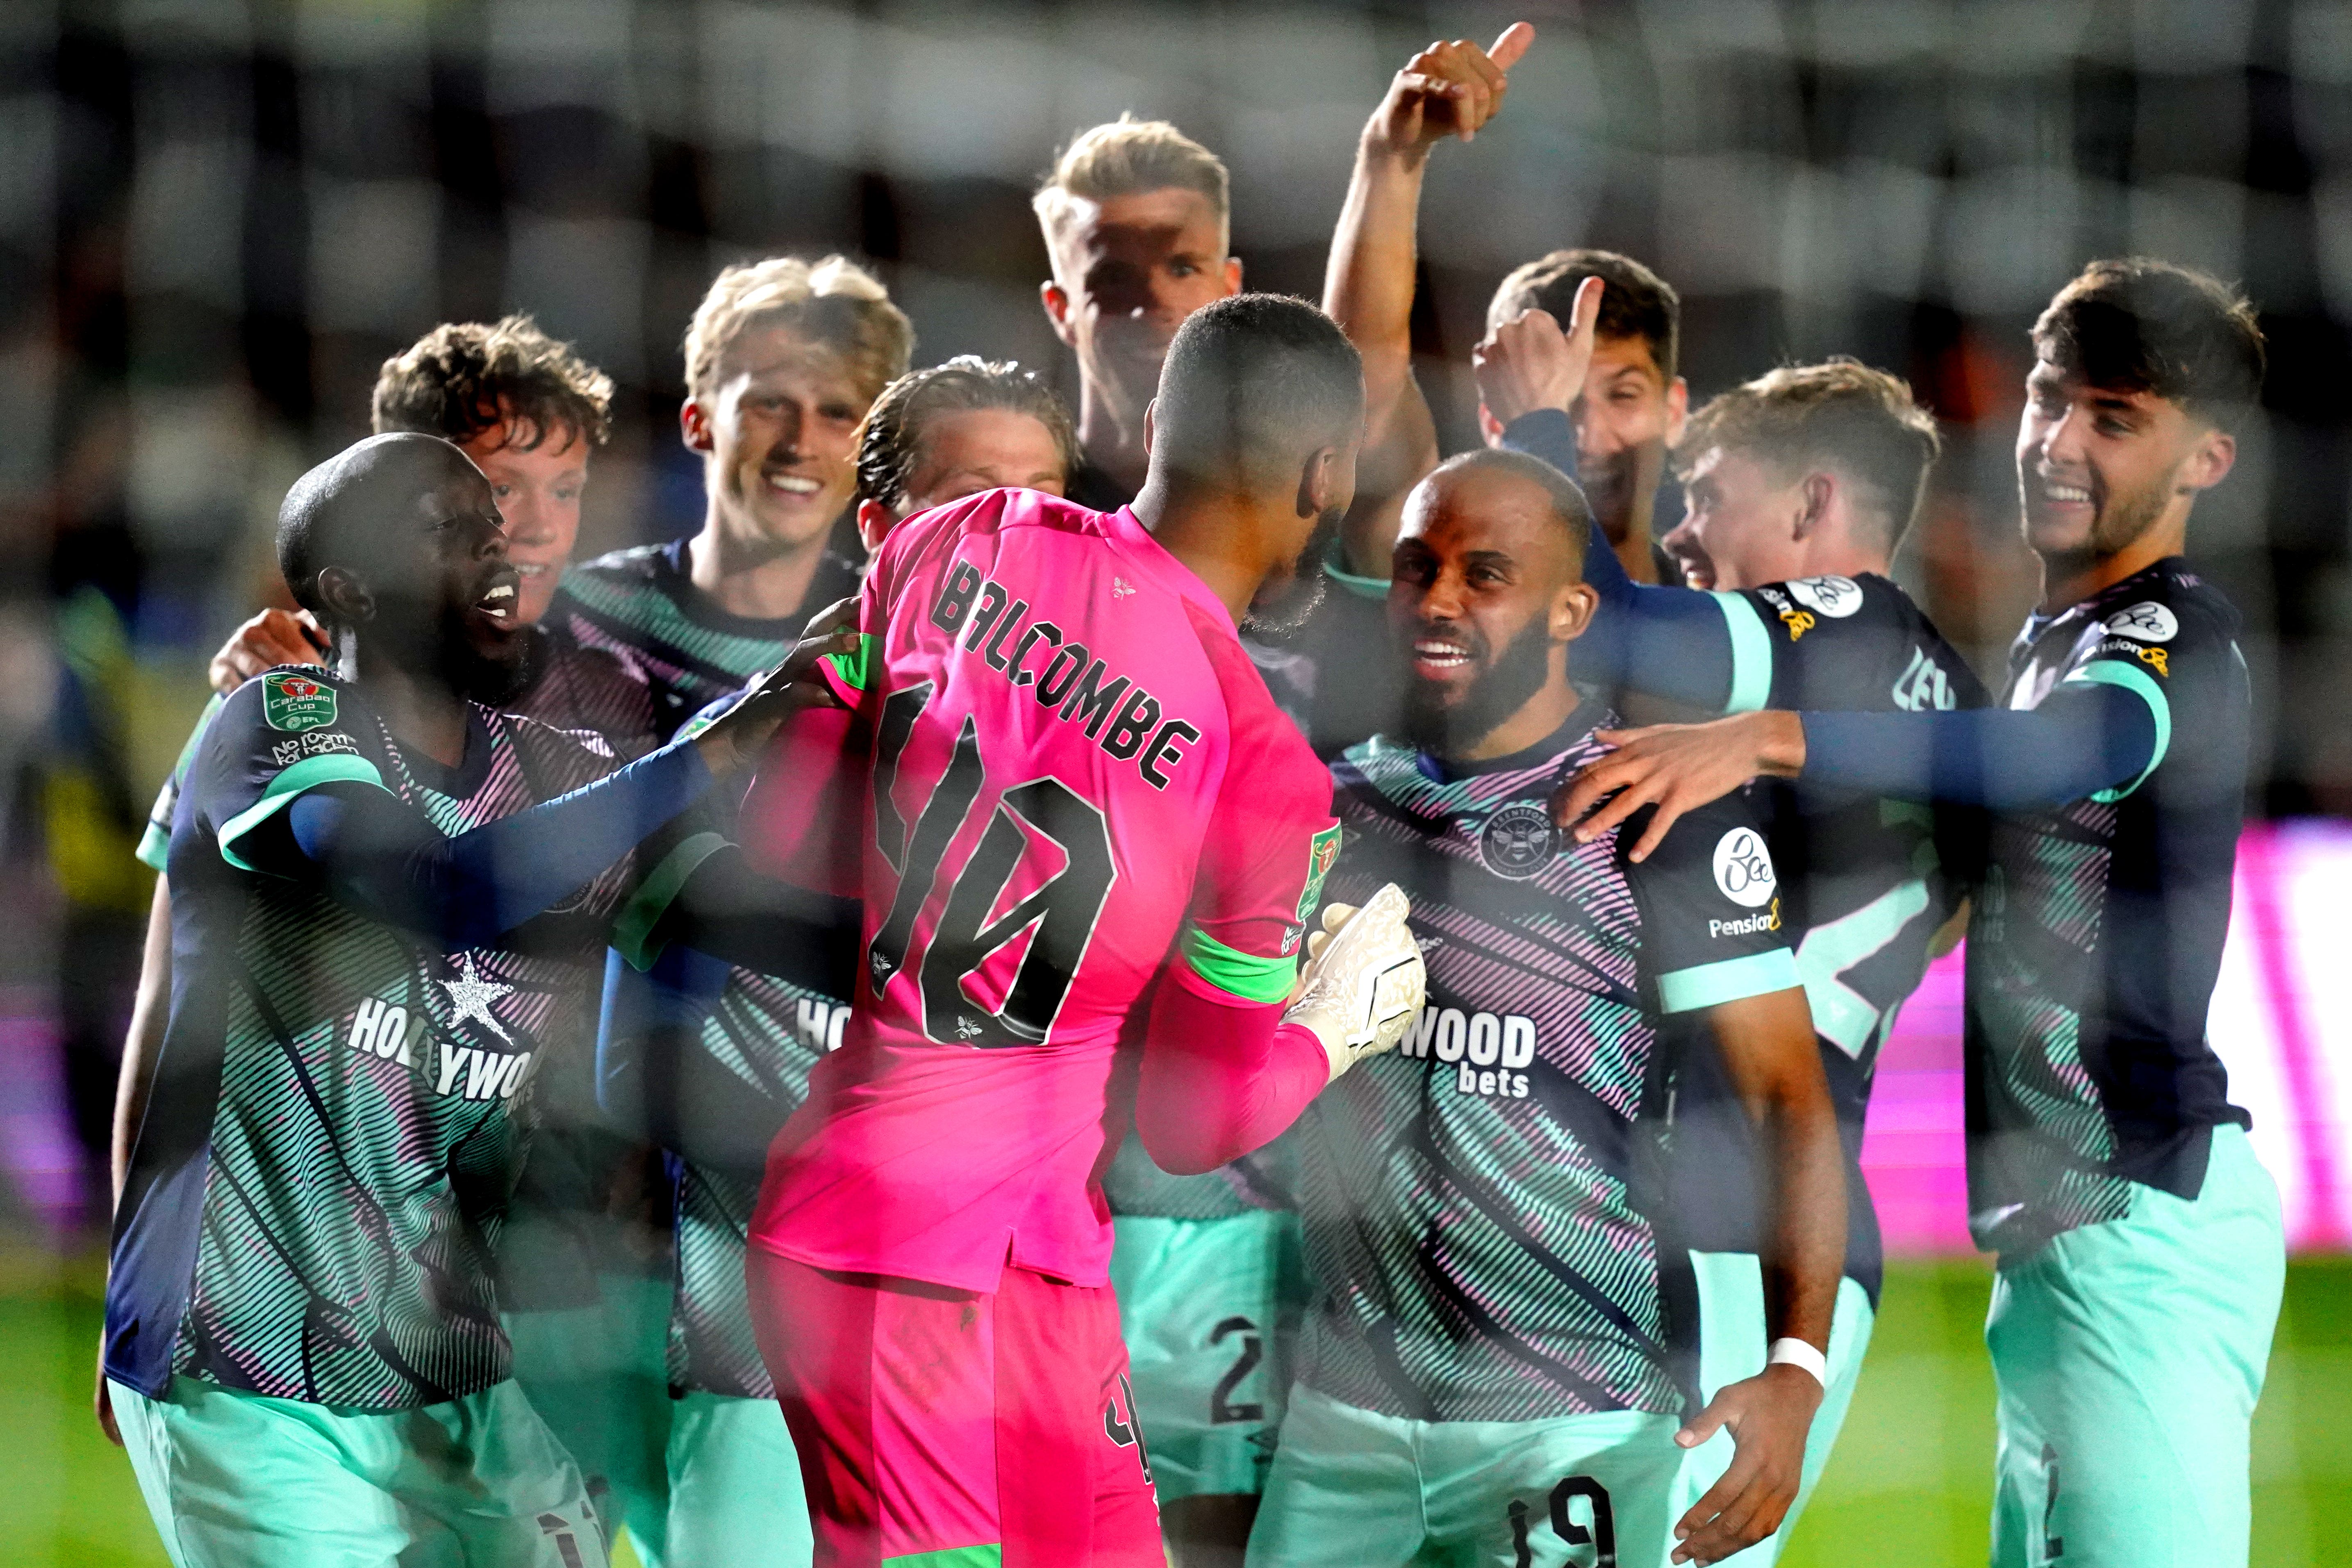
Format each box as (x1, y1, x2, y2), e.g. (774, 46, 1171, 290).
(1713, 827, 1779, 907)
(1756, 575, 1861, 641)
(1397, 1004, 1537, 1101)
(2102, 601, 2177, 644)
(1786, 575, 1863, 619)
(1756, 585, 1815, 641)
(1711, 896, 1782, 940)
(2092, 637, 2172, 678)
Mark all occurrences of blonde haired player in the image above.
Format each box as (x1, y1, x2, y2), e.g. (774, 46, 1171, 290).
(546, 253, 913, 1568)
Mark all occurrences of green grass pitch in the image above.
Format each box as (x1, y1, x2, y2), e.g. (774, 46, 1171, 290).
(10, 1257, 2347, 1566)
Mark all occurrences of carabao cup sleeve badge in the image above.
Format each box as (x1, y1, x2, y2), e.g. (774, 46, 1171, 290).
(1297, 825, 1344, 922)
(262, 671, 338, 733)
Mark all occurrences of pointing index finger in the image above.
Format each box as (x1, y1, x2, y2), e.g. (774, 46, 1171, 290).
(1570, 274, 1605, 339)
(1489, 20, 1535, 71)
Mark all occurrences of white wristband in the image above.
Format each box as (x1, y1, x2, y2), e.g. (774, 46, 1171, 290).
(1767, 1337, 1827, 1388)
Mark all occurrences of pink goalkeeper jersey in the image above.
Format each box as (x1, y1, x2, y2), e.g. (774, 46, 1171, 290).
(746, 490, 1340, 1292)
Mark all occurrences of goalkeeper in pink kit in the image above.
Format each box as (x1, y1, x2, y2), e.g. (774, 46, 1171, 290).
(736, 294, 1428, 1566)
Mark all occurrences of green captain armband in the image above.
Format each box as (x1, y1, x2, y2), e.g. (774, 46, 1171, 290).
(826, 633, 878, 695)
(1180, 923, 1298, 1005)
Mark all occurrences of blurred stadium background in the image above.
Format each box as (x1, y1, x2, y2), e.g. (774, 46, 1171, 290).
(2, 1, 2349, 1561)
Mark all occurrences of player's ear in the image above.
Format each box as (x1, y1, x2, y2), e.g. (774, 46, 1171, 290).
(855, 498, 896, 554)
(1141, 398, 1156, 455)
(2180, 424, 2236, 494)
(680, 397, 714, 457)
(1040, 280, 1076, 346)
(1219, 256, 1243, 297)
(1795, 471, 1834, 541)
(1298, 445, 1341, 520)
(1478, 403, 1506, 448)
(1551, 578, 1599, 643)
(1664, 376, 1690, 446)
(315, 566, 373, 628)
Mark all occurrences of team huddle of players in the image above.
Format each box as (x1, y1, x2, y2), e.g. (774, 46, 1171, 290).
(95, 22, 2281, 1568)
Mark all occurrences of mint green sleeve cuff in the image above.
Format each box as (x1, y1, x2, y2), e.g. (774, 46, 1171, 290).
(611, 831, 731, 972)
(2066, 660, 2172, 803)
(1322, 545, 1391, 603)
(140, 692, 230, 872)
(1709, 591, 1775, 716)
(1656, 948, 1802, 1014)
(136, 818, 172, 874)
(1178, 922, 1299, 1005)
(216, 755, 393, 874)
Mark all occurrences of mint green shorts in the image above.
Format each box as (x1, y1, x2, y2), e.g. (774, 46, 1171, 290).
(111, 1374, 605, 1568)
(1245, 1385, 1686, 1567)
(504, 1272, 673, 1562)
(660, 1389, 812, 1568)
(1666, 1252, 1875, 1565)
(1985, 1124, 2283, 1568)
(1109, 1209, 1305, 1501)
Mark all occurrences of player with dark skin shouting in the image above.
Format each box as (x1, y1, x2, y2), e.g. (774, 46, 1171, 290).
(98, 433, 855, 1568)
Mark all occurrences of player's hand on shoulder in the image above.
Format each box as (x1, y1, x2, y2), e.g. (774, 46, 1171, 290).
(1284, 883, 1426, 1083)
(1669, 1362, 1822, 1564)
(687, 609, 862, 776)
(1365, 22, 1533, 158)
(1473, 276, 1604, 428)
(208, 607, 329, 695)
(1552, 711, 1807, 863)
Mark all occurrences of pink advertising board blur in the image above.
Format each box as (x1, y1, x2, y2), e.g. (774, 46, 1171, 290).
(1864, 818, 2352, 1254)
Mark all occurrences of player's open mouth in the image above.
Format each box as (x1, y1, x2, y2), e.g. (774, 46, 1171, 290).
(473, 580, 519, 622)
(2039, 473, 2095, 510)
(764, 471, 822, 497)
(1668, 542, 1716, 590)
(1413, 638, 1473, 671)
(512, 562, 552, 579)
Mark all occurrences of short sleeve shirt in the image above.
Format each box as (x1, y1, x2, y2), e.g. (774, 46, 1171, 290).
(136, 626, 659, 874)
(1681, 573, 1988, 1299)
(104, 668, 638, 1410)
(749, 491, 1338, 1291)
(1292, 710, 1800, 1422)
(1967, 558, 2252, 1253)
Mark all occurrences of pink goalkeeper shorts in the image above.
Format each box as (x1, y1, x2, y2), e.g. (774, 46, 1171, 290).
(749, 1248, 1162, 1567)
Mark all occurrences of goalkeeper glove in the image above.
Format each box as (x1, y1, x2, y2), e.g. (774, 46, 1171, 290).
(1283, 882, 1426, 1083)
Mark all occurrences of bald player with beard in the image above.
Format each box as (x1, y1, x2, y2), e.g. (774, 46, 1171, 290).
(101, 433, 853, 1568)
